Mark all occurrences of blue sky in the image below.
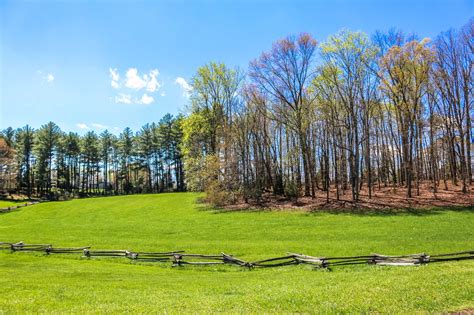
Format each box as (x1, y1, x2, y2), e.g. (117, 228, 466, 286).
(1, 0, 472, 134)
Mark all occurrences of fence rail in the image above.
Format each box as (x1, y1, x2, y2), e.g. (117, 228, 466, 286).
(1, 241, 473, 270)
(0, 201, 41, 213)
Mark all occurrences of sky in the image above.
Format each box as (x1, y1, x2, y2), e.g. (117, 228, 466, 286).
(1, 0, 472, 134)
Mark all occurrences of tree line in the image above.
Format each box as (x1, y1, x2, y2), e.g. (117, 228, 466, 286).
(1, 20, 472, 203)
(0, 114, 184, 198)
(182, 20, 472, 205)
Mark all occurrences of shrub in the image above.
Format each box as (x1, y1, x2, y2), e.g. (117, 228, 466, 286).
(204, 180, 236, 207)
(284, 178, 299, 200)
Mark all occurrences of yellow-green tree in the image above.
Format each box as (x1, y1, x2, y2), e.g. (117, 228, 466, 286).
(379, 39, 435, 197)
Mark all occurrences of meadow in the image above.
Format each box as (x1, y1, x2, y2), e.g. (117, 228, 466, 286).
(0, 200, 25, 209)
(0, 193, 472, 313)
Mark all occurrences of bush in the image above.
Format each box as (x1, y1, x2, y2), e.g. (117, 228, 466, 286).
(183, 156, 207, 192)
(284, 178, 299, 200)
(185, 154, 237, 206)
(242, 181, 263, 204)
(204, 180, 236, 207)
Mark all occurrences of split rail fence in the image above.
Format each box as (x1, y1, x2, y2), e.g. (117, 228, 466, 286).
(1, 241, 473, 270)
(0, 201, 40, 213)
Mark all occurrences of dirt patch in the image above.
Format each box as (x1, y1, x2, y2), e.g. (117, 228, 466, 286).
(447, 308, 474, 314)
(223, 182, 474, 212)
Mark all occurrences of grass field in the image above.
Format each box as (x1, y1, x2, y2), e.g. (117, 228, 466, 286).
(0, 193, 472, 313)
(0, 200, 25, 209)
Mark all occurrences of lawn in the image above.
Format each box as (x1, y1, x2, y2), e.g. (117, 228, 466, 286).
(0, 200, 26, 209)
(0, 193, 472, 313)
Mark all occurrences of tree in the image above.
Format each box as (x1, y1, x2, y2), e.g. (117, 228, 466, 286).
(0, 137, 16, 192)
(184, 62, 243, 200)
(379, 39, 435, 197)
(1, 127, 15, 147)
(249, 33, 318, 197)
(63, 132, 81, 192)
(137, 124, 154, 192)
(14, 125, 35, 197)
(172, 115, 186, 192)
(100, 130, 114, 194)
(433, 21, 472, 193)
(34, 122, 60, 194)
(119, 127, 135, 193)
(319, 30, 379, 200)
(81, 131, 100, 193)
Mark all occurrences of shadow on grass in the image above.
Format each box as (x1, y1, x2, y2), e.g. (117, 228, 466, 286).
(307, 204, 474, 217)
(194, 200, 278, 214)
(0, 208, 23, 216)
(198, 201, 474, 217)
(0, 199, 43, 215)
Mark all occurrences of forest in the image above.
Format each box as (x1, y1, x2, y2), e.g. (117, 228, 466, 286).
(0, 115, 185, 198)
(1, 20, 472, 205)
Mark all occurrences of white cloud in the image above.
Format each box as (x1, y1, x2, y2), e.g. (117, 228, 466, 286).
(109, 68, 120, 89)
(111, 81, 119, 89)
(125, 68, 147, 90)
(46, 73, 54, 83)
(115, 93, 132, 104)
(160, 91, 166, 97)
(146, 69, 161, 92)
(91, 123, 107, 130)
(76, 123, 89, 130)
(110, 68, 163, 104)
(109, 68, 119, 81)
(175, 77, 192, 97)
(139, 93, 154, 105)
(38, 70, 54, 84)
(114, 67, 162, 91)
(77, 122, 112, 131)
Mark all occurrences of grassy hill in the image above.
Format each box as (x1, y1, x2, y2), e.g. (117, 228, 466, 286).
(0, 193, 472, 313)
(0, 200, 25, 209)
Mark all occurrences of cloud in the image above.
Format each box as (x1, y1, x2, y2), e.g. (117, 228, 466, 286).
(109, 68, 119, 81)
(146, 69, 161, 92)
(110, 68, 163, 104)
(77, 122, 112, 131)
(91, 123, 107, 130)
(175, 77, 192, 97)
(38, 70, 54, 84)
(125, 68, 147, 90)
(45, 73, 54, 83)
(139, 93, 154, 105)
(76, 123, 89, 130)
(160, 91, 166, 97)
(109, 68, 120, 89)
(115, 93, 132, 104)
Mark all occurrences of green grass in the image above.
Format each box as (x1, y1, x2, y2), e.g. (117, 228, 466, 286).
(0, 193, 472, 313)
(0, 200, 26, 209)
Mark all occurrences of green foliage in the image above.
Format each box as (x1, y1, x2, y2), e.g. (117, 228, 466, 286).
(182, 154, 236, 206)
(182, 155, 206, 192)
(14, 125, 35, 195)
(34, 122, 60, 193)
(181, 111, 211, 157)
(182, 62, 244, 202)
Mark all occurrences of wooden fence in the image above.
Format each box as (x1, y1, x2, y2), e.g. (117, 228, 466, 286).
(2, 241, 473, 270)
(0, 201, 40, 213)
